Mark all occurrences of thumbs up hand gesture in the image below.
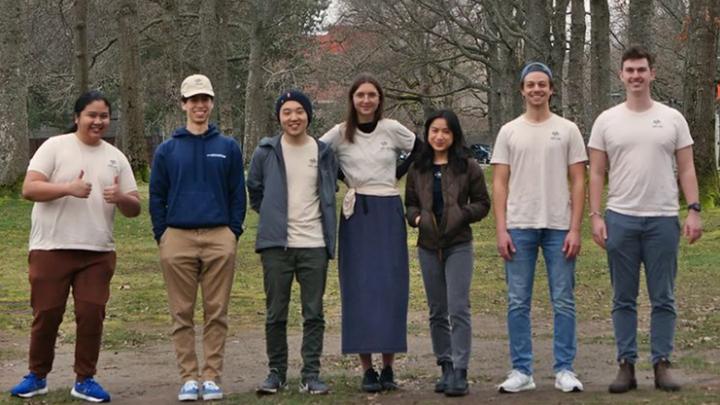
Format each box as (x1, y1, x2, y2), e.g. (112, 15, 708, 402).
(103, 176, 122, 204)
(68, 170, 92, 198)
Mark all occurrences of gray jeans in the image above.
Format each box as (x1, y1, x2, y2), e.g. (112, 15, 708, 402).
(605, 210, 680, 365)
(418, 242, 473, 369)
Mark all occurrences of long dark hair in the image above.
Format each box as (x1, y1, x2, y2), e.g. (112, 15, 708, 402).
(344, 73, 384, 143)
(414, 109, 470, 174)
(67, 90, 112, 132)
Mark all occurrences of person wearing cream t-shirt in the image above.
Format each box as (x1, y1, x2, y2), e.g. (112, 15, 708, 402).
(588, 46, 702, 394)
(10, 91, 140, 403)
(492, 62, 587, 395)
(248, 90, 337, 396)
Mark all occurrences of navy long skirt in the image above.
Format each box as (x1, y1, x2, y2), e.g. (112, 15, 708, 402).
(339, 194, 409, 353)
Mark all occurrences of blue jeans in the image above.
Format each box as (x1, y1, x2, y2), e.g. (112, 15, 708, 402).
(505, 229, 577, 375)
(605, 210, 680, 365)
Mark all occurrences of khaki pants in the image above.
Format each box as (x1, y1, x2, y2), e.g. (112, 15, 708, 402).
(159, 226, 237, 382)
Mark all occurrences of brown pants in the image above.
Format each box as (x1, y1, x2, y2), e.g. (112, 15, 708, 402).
(27, 249, 116, 379)
(159, 226, 237, 382)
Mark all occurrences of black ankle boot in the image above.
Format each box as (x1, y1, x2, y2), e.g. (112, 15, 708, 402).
(445, 368, 468, 397)
(379, 366, 398, 390)
(434, 362, 453, 393)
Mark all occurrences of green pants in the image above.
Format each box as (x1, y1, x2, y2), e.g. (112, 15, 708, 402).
(260, 247, 328, 378)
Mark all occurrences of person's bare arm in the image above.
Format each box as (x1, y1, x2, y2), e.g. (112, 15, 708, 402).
(676, 146, 702, 244)
(493, 164, 515, 260)
(563, 162, 585, 258)
(22, 170, 91, 202)
(588, 148, 608, 249)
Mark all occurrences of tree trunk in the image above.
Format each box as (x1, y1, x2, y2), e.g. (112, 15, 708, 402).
(628, 0, 654, 48)
(243, 0, 274, 164)
(683, 0, 720, 205)
(590, 0, 611, 123)
(73, 0, 89, 94)
(549, 0, 569, 115)
(117, 0, 147, 177)
(523, 0, 551, 63)
(0, 0, 29, 186)
(200, 0, 234, 137)
(567, 0, 586, 134)
(160, 0, 184, 136)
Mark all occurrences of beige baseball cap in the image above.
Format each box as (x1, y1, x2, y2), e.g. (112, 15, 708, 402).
(180, 74, 214, 98)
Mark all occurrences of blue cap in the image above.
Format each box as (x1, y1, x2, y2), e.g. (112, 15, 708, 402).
(275, 90, 313, 124)
(520, 62, 553, 82)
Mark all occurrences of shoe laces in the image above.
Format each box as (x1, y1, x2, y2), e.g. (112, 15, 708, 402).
(203, 381, 220, 391)
(506, 369, 527, 379)
(80, 378, 98, 387)
(182, 380, 199, 390)
(557, 370, 578, 379)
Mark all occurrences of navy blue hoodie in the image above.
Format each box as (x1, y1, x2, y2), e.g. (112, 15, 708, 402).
(149, 124, 246, 241)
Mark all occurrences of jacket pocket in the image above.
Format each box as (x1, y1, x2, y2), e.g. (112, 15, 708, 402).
(443, 204, 468, 238)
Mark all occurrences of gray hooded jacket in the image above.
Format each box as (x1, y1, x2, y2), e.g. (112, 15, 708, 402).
(247, 135, 338, 258)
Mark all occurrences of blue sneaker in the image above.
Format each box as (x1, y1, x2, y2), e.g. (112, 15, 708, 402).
(178, 380, 199, 401)
(10, 372, 48, 398)
(70, 377, 111, 403)
(201, 380, 223, 401)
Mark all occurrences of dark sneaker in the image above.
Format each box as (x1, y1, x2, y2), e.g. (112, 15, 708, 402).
(379, 366, 398, 391)
(256, 370, 287, 395)
(10, 372, 48, 398)
(299, 374, 329, 395)
(361, 368, 382, 393)
(70, 377, 111, 402)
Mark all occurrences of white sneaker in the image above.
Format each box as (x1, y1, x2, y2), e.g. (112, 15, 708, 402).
(555, 369, 583, 392)
(178, 380, 199, 401)
(498, 370, 536, 393)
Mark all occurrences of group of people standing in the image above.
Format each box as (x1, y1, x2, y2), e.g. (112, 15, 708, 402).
(9, 44, 702, 402)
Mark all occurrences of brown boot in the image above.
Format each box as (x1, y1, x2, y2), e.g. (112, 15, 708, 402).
(608, 359, 637, 393)
(654, 358, 681, 391)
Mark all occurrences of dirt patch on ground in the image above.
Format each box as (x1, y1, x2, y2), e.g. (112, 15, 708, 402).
(1, 313, 719, 404)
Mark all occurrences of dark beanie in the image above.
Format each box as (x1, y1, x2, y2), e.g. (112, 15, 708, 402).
(275, 90, 313, 124)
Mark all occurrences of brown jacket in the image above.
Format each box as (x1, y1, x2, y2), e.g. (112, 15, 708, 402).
(405, 158, 491, 250)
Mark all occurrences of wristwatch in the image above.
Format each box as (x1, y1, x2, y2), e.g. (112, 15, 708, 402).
(687, 202, 702, 212)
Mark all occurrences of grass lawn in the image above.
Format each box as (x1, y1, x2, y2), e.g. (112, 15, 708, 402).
(1, 173, 719, 403)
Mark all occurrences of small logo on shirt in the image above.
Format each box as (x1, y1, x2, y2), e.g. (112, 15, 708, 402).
(550, 131, 561, 140)
(651, 119, 663, 128)
(308, 158, 318, 168)
(107, 159, 119, 170)
(206, 153, 226, 159)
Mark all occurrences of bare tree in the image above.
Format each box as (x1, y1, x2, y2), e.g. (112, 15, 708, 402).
(243, 0, 275, 162)
(628, 0, 654, 48)
(159, 0, 184, 134)
(74, 0, 89, 94)
(683, 0, 719, 205)
(117, 0, 147, 176)
(549, 0, 569, 114)
(590, 0, 611, 122)
(0, 0, 29, 186)
(200, 0, 235, 136)
(567, 0, 586, 134)
(523, 0, 551, 62)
